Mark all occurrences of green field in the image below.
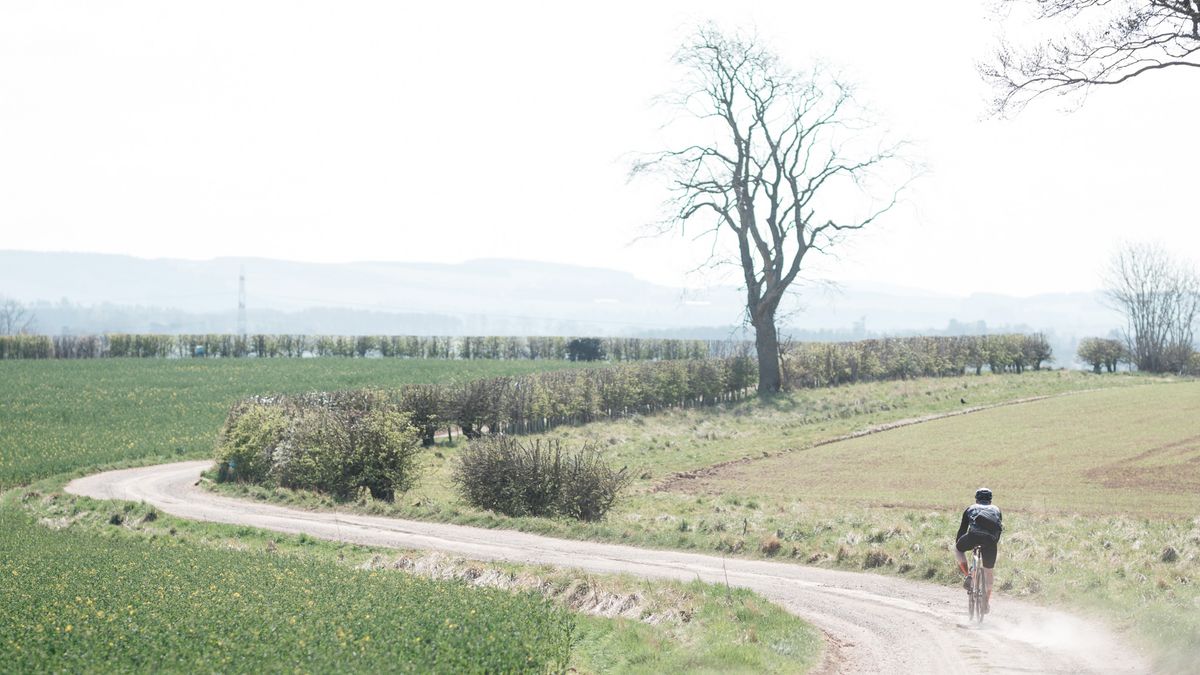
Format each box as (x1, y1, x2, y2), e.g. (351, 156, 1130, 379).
(0, 507, 572, 673)
(6, 489, 821, 674)
(1, 358, 822, 673)
(0, 358, 598, 487)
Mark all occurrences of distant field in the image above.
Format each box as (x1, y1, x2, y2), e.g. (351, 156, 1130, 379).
(0, 358, 592, 486)
(696, 382, 1200, 517)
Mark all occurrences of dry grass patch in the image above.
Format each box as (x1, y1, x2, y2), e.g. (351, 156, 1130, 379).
(688, 382, 1200, 517)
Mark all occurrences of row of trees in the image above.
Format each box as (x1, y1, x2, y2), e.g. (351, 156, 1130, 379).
(230, 357, 759, 448)
(1077, 335, 1200, 375)
(781, 334, 1053, 389)
(1077, 337, 1126, 373)
(0, 333, 745, 361)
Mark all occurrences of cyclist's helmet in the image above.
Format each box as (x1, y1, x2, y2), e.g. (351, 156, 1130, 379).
(975, 488, 993, 504)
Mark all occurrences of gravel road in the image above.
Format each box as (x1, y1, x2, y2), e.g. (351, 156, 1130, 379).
(67, 461, 1148, 674)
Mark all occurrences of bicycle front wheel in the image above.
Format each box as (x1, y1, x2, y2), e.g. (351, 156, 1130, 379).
(972, 558, 986, 624)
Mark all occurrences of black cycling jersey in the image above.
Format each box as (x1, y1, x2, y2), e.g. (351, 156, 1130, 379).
(956, 503, 1003, 542)
(956, 503, 1003, 568)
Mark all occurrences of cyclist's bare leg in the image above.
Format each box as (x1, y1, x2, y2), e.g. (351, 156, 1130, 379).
(983, 568, 995, 605)
(954, 548, 968, 576)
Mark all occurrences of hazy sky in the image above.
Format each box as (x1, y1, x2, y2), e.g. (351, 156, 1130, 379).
(1, 1, 1196, 297)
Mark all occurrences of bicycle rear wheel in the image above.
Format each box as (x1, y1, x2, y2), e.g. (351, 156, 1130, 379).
(971, 548, 986, 624)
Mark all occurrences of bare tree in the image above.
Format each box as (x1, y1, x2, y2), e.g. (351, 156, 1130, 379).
(1104, 243, 1199, 373)
(632, 27, 911, 393)
(984, 1, 1200, 113)
(0, 297, 35, 335)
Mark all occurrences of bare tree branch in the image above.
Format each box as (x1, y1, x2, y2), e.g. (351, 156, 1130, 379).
(1103, 242, 1200, 373)
(984, 0, 1200, 114)
(0, 298, 35, 336)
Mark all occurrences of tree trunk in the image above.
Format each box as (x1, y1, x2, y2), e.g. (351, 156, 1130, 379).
(753, 312, 782, 394)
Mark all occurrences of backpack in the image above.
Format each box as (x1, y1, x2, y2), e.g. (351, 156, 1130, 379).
(968, 506, 1002, 540)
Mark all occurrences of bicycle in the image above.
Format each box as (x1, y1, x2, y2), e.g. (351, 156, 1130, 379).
(966, 546, 988, 624)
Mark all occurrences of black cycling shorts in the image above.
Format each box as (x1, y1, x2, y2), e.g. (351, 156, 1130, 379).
(956, 532, 998, 568)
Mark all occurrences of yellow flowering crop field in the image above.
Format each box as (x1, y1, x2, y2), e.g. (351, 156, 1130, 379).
(0, 507, 572, 672)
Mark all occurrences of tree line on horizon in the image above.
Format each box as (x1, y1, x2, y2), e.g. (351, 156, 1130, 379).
(780, 333, 1054, 388)
(0, 333, 745, 361)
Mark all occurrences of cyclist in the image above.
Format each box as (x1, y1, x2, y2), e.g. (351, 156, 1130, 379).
(954, 487, 1003, 611)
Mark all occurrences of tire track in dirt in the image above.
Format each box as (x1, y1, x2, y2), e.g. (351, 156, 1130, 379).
(67, 461, 1148, 674)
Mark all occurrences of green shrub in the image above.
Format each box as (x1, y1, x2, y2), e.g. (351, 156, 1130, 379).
(453, 436, 559, 517)
(395, 384, 444, 446)
(270, 406, 349, 495)
(453, 436, 629, 520)
(345, 406, 423, 500)
(216, 391, 423, 501)
(214, 402, 287, 482)
(557, 448, 632, 521)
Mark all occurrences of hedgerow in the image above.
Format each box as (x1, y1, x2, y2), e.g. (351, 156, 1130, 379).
(214, 358, 752, 500)
(781, 333, 1053, 388)
(222, 356, 756, 446)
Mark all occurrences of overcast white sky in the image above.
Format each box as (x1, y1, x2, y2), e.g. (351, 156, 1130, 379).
(1, 1, 1195, 297)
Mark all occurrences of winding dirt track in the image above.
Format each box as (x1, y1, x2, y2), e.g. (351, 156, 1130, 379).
(67, 462, 1148, 674)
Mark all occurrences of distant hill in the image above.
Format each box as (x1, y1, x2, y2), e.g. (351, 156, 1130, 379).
(0, 250, 745, 334)
(1, 251, 1121, 355)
